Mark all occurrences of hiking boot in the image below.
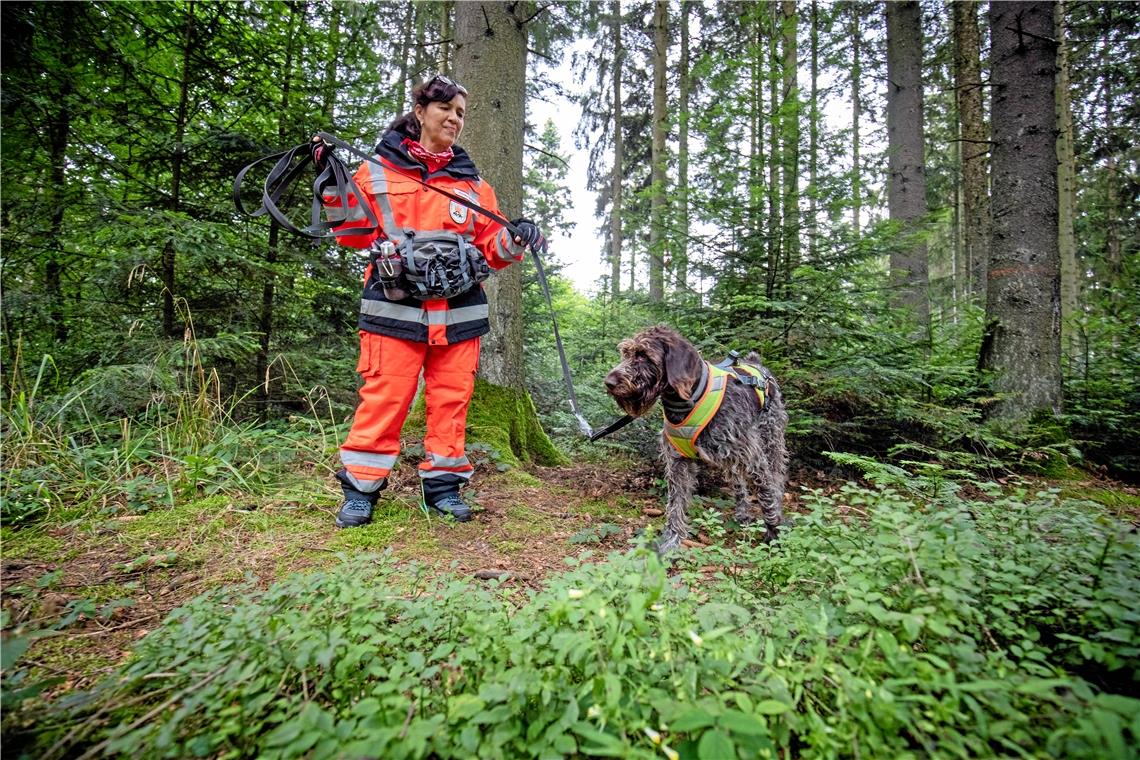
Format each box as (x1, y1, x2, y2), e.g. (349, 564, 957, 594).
(424, 492, 473, 522)
(332, 489, 378, 526)
(335, 496, 375, 528)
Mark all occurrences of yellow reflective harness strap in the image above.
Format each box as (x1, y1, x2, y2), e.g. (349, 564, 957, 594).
(663, 364, 731, 459)
(732, 363, 769, 408)
(662, 361, 771, 459)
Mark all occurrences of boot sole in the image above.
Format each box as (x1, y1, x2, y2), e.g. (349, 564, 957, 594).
(335, 518, 373, 529)
(423, 503, 473, 522)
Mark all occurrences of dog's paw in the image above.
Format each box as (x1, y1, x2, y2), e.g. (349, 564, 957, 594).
(733, 508, 759, 526)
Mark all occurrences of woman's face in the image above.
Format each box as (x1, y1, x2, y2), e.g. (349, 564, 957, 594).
(414, 94, 467, 153)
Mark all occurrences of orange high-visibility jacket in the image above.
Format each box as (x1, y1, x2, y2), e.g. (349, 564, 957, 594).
(325, 130, 524, 346)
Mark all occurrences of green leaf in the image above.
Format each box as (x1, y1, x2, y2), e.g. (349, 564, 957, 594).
(449, 694, 486, 721)
(755, 700, 790, 715)
(719, 710, 768, 736)
(671, 708, 717, 732)
(698, 729, 735, 760)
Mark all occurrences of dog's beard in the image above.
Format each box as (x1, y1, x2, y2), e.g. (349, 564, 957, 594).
(612, 395, 656, 417)
(607, 384, 659, 418)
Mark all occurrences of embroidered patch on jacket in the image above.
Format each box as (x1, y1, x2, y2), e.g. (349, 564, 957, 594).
(449, 190, 473, 224)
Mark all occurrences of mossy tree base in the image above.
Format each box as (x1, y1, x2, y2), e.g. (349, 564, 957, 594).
(407, 378, 567, 467)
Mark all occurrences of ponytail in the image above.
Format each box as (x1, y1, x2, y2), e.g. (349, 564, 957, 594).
(386, 112, 420, 140)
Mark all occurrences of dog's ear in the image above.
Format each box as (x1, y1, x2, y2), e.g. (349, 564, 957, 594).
(663, 340, 703, 400)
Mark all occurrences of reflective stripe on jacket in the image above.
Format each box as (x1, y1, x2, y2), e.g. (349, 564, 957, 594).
(324, 131, 525, 345)
(663, 362, 770, 459)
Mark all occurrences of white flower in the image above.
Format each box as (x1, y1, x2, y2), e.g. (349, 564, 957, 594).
(643, 727, 662, 744)
(587, 704, 602, 719)
(663, 746, 680, 760)
(598, 607, 607, 619)
(688, 630, 703, 647)
(567, 589, 585, 599)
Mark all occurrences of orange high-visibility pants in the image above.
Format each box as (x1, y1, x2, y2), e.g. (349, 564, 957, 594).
(339, 331, 478, 493)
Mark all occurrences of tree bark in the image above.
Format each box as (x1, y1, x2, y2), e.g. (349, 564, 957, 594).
(780, 0, 800, 292)
(257, 3, 300, 412)
(676, 0, 691, 293)
(163, 1, 197, 338)
(1055, 0, 1079, 366)
(648, 0, 667, 302)
(981, 0, 1062, 422)
(953, 0, 990, 302)
(45, 5, 75, 343)
(885, 1, 930, 328)
(766, 3, 781, 302)
(453, 1, 528, 389)
(808, 0, 819, 264)
(851, 4, 862, 242)
(609, 0, 624, 300)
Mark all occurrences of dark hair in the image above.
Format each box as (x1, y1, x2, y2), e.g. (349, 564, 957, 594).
(386, 75, 468, 139)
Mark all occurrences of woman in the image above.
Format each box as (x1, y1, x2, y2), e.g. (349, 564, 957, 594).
(314, 74, 545, 528)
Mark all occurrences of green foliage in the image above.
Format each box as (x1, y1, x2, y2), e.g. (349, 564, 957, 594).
(1, 339, 341, 528)
(25, 480, 1138, 759)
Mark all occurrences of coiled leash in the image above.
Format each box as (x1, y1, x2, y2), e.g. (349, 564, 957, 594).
(232, 139, 379, 239)
(235, 132, 615, 440)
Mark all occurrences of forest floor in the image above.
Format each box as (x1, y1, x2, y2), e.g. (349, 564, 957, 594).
(2, 448, 1136, 717)
(0, 455, 716, 701)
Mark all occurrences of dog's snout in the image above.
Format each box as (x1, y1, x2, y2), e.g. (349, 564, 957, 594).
(604, 371, 620, 391)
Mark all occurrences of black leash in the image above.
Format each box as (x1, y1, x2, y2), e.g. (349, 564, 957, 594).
(232, 140, 379, 239)
(235, 132, 619, 440)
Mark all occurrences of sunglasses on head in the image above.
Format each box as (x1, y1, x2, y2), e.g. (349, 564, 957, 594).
(429, 74, 468, 96)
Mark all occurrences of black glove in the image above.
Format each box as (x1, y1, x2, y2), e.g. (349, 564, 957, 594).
(310, 134, 332, 170)
(511, 218, 547, 257)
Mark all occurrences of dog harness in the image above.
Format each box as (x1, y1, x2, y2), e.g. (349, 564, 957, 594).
(663, 360, 772, 459)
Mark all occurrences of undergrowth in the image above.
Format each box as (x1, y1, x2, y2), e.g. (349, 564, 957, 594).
(7, 482, 1136, 759)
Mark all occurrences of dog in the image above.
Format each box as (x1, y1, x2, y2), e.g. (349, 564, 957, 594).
(604, 325, 788, 553)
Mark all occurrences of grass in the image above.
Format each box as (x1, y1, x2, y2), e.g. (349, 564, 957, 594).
(0, 526, 70, 562)
(577, 495, 642, 518)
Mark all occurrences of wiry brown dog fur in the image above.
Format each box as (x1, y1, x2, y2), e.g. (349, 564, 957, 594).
(604, 325, 788, 553)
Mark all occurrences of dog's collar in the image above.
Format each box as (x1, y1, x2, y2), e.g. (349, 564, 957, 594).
(662, 361, 709, 423)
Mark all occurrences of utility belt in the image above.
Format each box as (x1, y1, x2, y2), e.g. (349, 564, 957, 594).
(371, 230, 490, 301)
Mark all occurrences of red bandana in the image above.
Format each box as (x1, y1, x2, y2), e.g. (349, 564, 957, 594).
(402, 138, 454, 173)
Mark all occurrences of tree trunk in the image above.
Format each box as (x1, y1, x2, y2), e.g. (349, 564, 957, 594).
(440, 1, 453, 71)
(953, 0, 990, 302)
(981, 0, 1062, 423)
(648, 0, 667, 302)
(453, 1, 528, 389)
(1099, 6, 1122, 292)
(257, 4, 300, 412)
(749, 7, 767, 296)
(1055, 0, 1079, 366)
(780, 0, 800, 293)
(885, 0, 929, 328)
(321, 3, 340, 124)
(609, 0, 624, 301)
(676, 0, 691, 293)
(45, 6, 75, 343)
(395, 4, 413, 112)
(163, 1, 197, 338)
(766, 3, 781, 302)
(851, 4, 862, 242)
(808, 0, 819, 264)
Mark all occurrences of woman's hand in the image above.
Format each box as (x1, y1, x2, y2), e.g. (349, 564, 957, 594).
(311, 134, 332, 169)
(511, 218, 547, 256)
